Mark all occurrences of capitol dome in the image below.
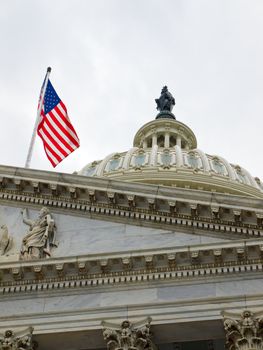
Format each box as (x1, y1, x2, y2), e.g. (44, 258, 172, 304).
(79, 88, 263, 199)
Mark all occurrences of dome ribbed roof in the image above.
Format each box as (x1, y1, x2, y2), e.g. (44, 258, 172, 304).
(78, 118, 263, 198)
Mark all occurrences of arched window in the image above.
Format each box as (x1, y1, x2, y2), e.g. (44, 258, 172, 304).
(188, 153, 199, 168)
(170, 135, 177, 147)
(212, 158, 225, 175)
(108, 156, 121, 171)
(157, 135, 164, 147)
(161, 151, 171, 167)
(134, 153, 146, 167)
(235, 166, 247, 184)
(147, 138, 152, 148)
(84, 166, 96, 176)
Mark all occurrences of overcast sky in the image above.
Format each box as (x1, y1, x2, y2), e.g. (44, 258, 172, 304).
(0, 0, 263, 180)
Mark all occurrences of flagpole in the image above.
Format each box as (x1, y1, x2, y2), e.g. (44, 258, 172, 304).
(25, 67, 52, 168)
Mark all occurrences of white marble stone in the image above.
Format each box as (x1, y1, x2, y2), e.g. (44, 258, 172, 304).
(0, 204, 229, 259)
(1, 277, 262, 320)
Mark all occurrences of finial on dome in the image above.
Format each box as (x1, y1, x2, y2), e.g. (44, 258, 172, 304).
(155, 86, 176, 119)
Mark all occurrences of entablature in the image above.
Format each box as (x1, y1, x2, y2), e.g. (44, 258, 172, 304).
(0, 166, 263, 240)
(0, 238, 263, 295)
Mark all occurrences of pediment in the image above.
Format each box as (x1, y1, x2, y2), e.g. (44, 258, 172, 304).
(0, 204, 234, 263)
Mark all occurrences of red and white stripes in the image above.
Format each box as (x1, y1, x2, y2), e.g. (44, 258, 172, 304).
(37, 101, 79, 167)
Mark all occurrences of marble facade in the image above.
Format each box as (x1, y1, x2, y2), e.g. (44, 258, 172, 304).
(0, 164, 262, 350)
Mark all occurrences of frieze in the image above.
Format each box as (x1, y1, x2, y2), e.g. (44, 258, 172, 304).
(0, 239, 262, 295)
(0, 189, 263, 240)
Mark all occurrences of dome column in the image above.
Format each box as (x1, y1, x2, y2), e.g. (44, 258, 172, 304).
(164, 132, 169, 148)
(152, 134, 157, 146)
(176, 135, 181, 147)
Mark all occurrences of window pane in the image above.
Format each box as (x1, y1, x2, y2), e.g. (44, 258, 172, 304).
(188, 154, 199, 168)
(108, 159, 120, 171)
(161, 153, 171, 166)
(135, 154, 146, 166)
(84, 167, 96, 176)
(213, 160, 225, 175)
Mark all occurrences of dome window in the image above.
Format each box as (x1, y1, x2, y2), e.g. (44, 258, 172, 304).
(161, 151, 172, 168)
(235, 166, 247, 184)
(212, 158, 226, 175)
(134, 153, 146, 167)
(147, 138, 152, 148)
(181, 140, 186, 149)
(82, 161, 98, 176)
(108, 155, 121, 171)
(84, 166, 96, 176)
(170, 135, 177, 147)
(188, 153, 200, 169)
(157, 135, 165, 147)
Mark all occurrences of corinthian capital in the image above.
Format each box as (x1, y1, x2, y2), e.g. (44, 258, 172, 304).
(0, 327, 35, 350)
(222, 310, 263, 350)
(102, 318, 154, 350)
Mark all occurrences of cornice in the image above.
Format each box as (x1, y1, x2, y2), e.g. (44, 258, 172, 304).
(0, 238, 263, 295)
(0, 165, 263, 240)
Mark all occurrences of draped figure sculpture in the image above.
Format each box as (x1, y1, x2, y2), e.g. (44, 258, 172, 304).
(20, 207, 57, 260)
(0, 224, 13, 256)
(155, 86, 176, 119)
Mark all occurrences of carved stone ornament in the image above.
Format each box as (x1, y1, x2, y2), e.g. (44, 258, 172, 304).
(0, 327, 36, 350)
(102, 318, 155, 350)
(0, 224, 13, 256)
(223, 310, 263, 350)
(20, 207, 57, 261)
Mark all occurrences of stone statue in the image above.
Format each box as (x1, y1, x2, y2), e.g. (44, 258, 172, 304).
(102, 318, 154, 350)
(155, 86, 175, 113)
(0, 328, 35, 350)
(0, 224, 13, 256)
(20, 207, 57, 260)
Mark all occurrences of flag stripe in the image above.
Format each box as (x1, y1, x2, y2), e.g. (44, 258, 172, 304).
(37, 76, 79, 167)
(44, 146, 59, 167)
(45, 113, 77, 151)
(43, 117, 74, 154)
(41, 122, 69, 157)
(38, 128, 65, 160)
(48, 109, 79, 148)
(54, 105, 80, 144)
(53, 105, 80, 145)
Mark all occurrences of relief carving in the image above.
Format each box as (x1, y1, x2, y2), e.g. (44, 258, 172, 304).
(0, 224, 13, 256)
(20, 207, 57, 260)
(0, 327, 36, 350)
(223, 310, 263, 350)
(102, 318, 154, 350)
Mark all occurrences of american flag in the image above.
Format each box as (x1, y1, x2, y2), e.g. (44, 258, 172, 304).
(37, 78, 80, 167)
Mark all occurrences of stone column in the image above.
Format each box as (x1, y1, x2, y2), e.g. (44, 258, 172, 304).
(0, 327, 36, 350)
(152, 134, 157, 147)
(102, 318, 155, 350)
(164, 132, 169, 148)
(223, 310, 263, 350)
(176, 135, 181, 147)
